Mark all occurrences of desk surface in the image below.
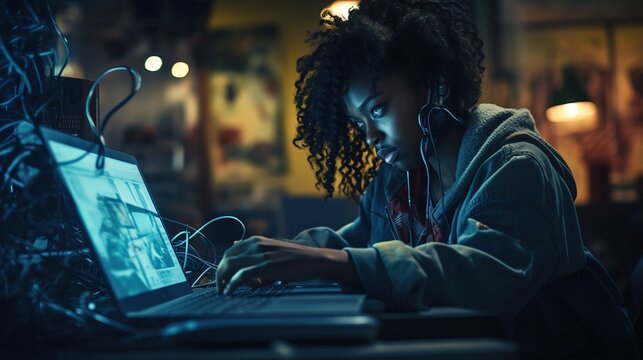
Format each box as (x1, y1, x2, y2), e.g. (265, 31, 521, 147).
(44, 307, 515, 360)
(59, 338, 518, 360)
(376, 307, 506, 341)
(7, 307, 516, 359)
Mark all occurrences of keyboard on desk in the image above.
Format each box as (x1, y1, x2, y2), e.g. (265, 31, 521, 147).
(150, 283, 297, 316)
(232, 283, 297, 296)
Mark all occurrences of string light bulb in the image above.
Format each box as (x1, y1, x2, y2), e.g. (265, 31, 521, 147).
(171, 62, 189, 78)
(144, 56, 163, 72)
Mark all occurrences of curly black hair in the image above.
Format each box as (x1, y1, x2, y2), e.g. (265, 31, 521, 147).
(293, 0, 485, 200)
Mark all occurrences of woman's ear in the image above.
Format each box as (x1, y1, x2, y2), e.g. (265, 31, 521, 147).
(436, 75, 448, 107)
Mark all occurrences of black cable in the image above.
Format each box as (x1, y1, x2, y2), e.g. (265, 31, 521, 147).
(425, 106, 464, 236)
(45, 1, 70, 77)
(0, 0, 128, 341)
(56, 66, 142, 170)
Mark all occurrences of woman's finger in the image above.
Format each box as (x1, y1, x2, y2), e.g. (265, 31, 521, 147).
(223, 260, 295, 294)
(224, 263, 267, 295)
(216, 253, 264, 293)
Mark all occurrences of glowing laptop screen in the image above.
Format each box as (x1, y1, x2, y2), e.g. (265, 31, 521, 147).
(47, 139, 186, 299)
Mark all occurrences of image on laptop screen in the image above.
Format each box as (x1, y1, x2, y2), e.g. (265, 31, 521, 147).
(46, 139, 186, 299)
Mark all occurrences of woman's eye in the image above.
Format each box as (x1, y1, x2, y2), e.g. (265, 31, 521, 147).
(370, 103, 386, 119)
(348, 117, 366, 131)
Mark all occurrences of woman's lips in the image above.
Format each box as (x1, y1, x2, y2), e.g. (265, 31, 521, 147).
(377, 147, 400, 164)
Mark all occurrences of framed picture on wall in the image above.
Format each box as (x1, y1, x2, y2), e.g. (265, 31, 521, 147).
(206, 26, 285, 184)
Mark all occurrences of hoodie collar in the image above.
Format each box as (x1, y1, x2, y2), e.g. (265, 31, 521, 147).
(432, 103, 577, 226)
(381, 104, 577, 230)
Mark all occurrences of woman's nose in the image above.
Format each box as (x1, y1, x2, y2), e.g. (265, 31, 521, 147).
(364, 120, 383, 147)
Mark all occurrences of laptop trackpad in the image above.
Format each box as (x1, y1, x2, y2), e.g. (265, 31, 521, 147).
(257, 294, 366, 315)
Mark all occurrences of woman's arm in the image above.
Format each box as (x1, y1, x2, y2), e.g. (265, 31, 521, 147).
(215, 176, 382, 293)
(215, 236, 361, 294)
(350, 145, 584, 312)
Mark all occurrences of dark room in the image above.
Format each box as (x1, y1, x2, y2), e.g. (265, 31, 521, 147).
(1, 0, 642, 358)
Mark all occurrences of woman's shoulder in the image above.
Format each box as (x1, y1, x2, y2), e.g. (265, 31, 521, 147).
(479, 139, 563, 186)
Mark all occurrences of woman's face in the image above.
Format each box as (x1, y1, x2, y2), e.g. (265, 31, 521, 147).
(344, 73, 426, 171)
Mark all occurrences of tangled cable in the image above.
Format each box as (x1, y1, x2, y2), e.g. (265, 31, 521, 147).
(1, 1, 246, 345)
(1, 1, 142, 342)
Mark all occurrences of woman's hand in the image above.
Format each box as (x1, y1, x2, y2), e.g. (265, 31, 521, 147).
(215, 236, 359, 294)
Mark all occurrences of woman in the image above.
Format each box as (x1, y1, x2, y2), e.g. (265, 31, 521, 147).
(216, 0, 638, 357)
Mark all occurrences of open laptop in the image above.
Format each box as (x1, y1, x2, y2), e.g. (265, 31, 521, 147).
(39, 127, 367, 322)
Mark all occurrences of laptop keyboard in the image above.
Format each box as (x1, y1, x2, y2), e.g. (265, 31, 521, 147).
(232, 283, 296, 297)
(154, 283, 297, 316)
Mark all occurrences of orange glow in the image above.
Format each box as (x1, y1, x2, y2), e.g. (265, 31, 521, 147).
(321, 1, 359, 20)
(546, 102, 598, 134)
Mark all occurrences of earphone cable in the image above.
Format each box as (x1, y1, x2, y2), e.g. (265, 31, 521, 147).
(406, 170, 414, 246)
(426, 106, 459, 235)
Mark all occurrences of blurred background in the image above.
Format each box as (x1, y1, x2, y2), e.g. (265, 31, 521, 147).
(52, 0, 643, 288)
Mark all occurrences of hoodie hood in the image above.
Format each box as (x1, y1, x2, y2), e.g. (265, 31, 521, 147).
(433, 103, 577, 225)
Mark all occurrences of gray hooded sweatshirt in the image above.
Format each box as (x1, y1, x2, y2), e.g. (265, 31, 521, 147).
(292, 104, 638, 358)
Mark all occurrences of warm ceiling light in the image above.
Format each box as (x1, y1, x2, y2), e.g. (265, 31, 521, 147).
(171, 62, 189, 78)
(546, 102, 598, 134)
(144, 56, 163, 72)
(321, 1, 359, 20)
(546, 101, 598, 123)
(546, 66, 598, 134)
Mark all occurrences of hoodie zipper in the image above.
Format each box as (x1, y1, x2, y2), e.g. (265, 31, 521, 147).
(384, 204, 402, 241)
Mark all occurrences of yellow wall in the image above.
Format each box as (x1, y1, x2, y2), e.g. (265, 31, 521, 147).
(208, 0, 330, 196)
